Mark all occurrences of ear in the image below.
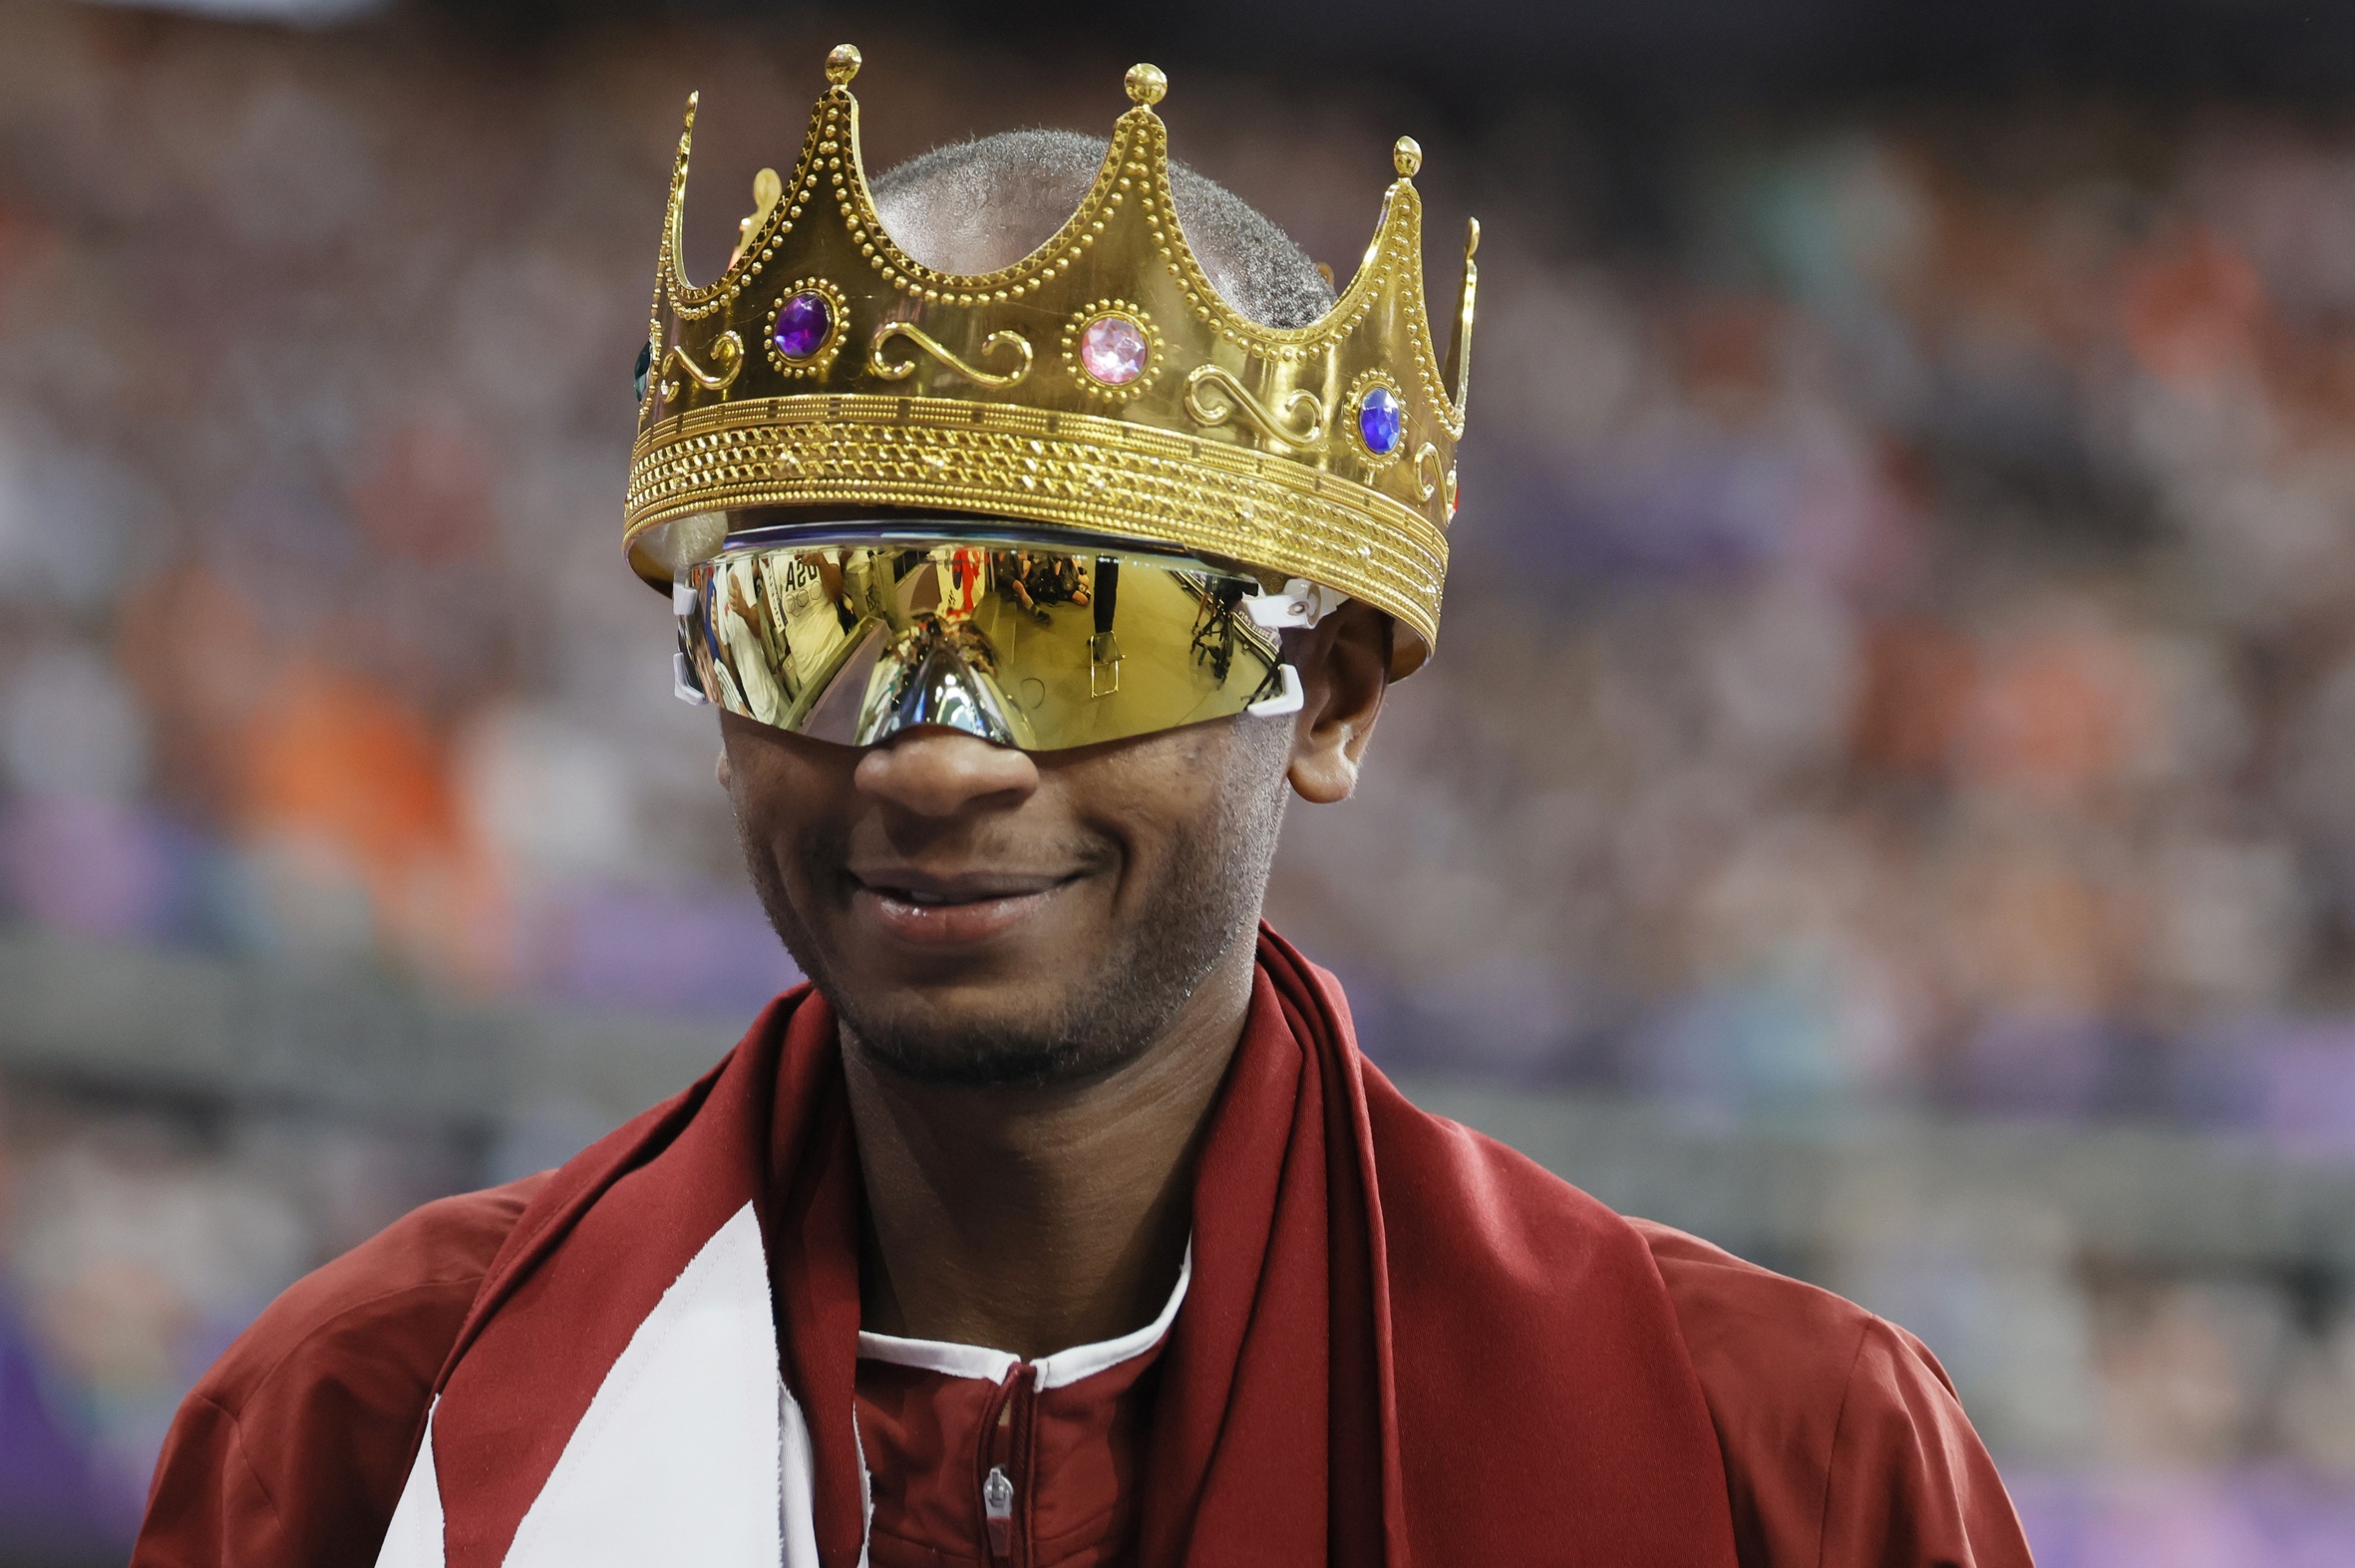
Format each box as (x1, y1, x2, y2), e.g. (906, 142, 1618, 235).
(1285, 601, 1391, 804)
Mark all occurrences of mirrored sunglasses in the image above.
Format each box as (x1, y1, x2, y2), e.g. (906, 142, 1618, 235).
(673, 524, 1323, 751)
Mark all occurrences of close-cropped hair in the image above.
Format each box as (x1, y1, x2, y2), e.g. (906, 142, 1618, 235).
(872, 129, 1337, 330)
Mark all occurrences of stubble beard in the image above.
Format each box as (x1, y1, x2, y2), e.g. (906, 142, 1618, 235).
(738, 724, 1293, 1090)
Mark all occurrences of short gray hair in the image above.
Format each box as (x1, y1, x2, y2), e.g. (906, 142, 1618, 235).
(872, 129, 1335, 330)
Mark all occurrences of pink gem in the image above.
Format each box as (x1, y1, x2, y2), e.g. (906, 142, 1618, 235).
(1078, 313, 1149, 386)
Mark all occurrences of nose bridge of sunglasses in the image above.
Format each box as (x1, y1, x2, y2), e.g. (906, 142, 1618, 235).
(860, 635, 1025, 749)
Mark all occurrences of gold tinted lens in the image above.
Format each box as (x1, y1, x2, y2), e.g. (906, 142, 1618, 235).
(681, 535, 1289, 750)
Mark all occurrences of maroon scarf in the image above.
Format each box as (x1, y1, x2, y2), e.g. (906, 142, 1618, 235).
(423, 928, 1738, 1565)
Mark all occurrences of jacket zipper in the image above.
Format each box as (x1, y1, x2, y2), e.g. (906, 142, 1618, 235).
(981, 1363, 1035, 1564)
(983, 1463, 1015, 1558)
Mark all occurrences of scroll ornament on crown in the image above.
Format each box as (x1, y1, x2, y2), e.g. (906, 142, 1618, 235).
(623, 45, 1477, 672)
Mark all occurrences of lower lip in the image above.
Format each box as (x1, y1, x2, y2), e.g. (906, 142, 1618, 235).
(853, 885, 1061, 947)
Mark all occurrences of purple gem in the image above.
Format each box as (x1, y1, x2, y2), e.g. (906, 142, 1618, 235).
(1078, 314, 1149, 386)
(1358, 384, 1404, 456)
(773, 292, 833, 361)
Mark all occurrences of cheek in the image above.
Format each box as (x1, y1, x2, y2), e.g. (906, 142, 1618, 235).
(723, 733, 852, 865)
(1058, 728, 1257, 879)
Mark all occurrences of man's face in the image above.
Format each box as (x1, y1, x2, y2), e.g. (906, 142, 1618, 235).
(720, 708, 1293, 1088)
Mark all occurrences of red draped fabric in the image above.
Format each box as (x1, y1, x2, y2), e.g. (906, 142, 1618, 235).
(414, 928, 1739, 1566)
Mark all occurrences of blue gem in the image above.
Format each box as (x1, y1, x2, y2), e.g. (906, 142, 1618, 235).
(633, 339, 652, 402)
(1358, 384, 1403, 456)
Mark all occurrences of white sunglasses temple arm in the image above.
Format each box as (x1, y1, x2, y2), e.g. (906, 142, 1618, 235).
(1243, 578, 1339, 631)
(672, 579, 712, 706)
(1240, 579, 1329, 719)
(1245, 664, 1305, 718)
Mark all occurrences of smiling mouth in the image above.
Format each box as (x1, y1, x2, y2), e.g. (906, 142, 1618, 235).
(847, 869, 1082, 946)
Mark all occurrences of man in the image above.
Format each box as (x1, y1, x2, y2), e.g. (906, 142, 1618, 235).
(135, 47, 2033, 1568)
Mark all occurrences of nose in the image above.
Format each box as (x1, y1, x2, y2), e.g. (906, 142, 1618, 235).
(854, 729, 1040, 817)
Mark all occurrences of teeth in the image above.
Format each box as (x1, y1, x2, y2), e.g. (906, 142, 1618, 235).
(871, 884, 1042, 907)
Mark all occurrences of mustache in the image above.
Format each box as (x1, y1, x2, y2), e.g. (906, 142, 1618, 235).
(798, 815, 1119, 897)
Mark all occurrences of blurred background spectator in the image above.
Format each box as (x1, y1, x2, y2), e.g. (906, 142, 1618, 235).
(9, 0, 2355, 1561)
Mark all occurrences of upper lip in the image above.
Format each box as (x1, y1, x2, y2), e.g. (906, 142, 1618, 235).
(847, 866, 1078, 904)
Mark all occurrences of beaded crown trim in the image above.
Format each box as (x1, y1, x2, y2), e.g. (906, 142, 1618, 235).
(624, 47, 1477, 667)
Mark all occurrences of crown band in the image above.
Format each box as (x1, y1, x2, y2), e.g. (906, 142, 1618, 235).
(625, 394, 1448, 649)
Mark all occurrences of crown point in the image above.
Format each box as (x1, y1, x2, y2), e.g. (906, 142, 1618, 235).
(825, 44, 861, 85)
(1393, 137, 1423, 178)
(1125, 63, 1168, 107)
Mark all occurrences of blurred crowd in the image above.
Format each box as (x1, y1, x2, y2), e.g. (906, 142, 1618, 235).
(6, 0, 2355, 1560)
(0, 1, 797, 1021)
(1307, 119, 2355, 1145)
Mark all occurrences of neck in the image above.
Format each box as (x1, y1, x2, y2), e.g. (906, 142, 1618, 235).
(840, 938, 1257, 1361)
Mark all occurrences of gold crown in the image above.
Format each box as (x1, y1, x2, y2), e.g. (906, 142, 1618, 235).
(623, 46, 1477, 671)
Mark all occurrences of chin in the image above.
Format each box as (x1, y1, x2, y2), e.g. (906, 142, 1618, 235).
(839, 999, 1140, 1089)
(763, 855, 1249, 1091)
